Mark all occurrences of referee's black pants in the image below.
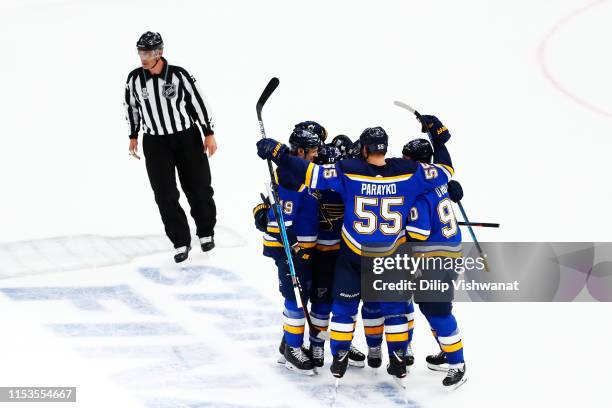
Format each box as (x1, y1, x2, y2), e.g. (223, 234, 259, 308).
(143, 125, 216, 248)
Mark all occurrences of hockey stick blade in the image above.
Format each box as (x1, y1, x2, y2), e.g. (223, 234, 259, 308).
(394, 100, 428, 133)
(316, 330, 330, 341)
(393, 100, 416, 114)
(256, 77, 280, 120)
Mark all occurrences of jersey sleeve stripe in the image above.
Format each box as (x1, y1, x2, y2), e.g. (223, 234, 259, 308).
(406, 226, 431, 236)
(434, 163, 454, 178)
(408, 231, 429, 241)
(310, 164, 320, 188)
(304, 162, 315, 187)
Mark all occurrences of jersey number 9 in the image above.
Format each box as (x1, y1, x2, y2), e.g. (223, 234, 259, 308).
(437, 198, 458, 238)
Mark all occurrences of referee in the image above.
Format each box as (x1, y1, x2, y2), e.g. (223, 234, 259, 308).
(124, 31, 217, 263)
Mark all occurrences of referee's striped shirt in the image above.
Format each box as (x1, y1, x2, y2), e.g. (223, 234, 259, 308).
(124, 57, 214, 138)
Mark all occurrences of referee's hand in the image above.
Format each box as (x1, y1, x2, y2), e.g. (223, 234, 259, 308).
(204, 134, 217, 157)
(129, 138, 141, 160)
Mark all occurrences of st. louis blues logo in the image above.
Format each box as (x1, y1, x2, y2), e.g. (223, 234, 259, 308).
(162, 83, 177, 99)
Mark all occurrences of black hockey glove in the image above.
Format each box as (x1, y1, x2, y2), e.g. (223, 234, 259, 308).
(447, 180, 463, 203)
(291, 242, 313, 264)
(256, 138, 289, 162)
(421, 115, 451, 145)
(252, 195, 271, 232)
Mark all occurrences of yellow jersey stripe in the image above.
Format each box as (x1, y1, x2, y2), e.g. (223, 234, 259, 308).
(304, 162, 315, 187)
(408, 231, 429, 241)
(345, 173, 414, 182)
(341, 233, 408, 257)
(299, 242, 317, 249)
(316, 243, 341, 251)
(263, 241, 283, 248)
(440, 163, 454, 176)
(414, 251, 463, 258)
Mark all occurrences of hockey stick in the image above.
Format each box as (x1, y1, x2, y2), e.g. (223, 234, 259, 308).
(394, 100, 491, 271)
(458, 221, 500, 228)
(257, 77, 329, 341)
(457, 202, 490, 271)
(393, 101, 428, 132)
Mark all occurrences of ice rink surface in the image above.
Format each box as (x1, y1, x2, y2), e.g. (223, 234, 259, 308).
(1, 0, 611, 406)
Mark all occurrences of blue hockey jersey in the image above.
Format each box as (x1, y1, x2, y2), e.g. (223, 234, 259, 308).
(263, 168, 319, 258)
(274, 154, 454, 257)
(406, 183, 462, 258)
(315, 190, 343, 252)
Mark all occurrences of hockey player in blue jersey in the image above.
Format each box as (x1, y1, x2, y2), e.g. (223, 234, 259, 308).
(309, 136, 366, 368)
(256, 115, 455, 379)
(254, 127, 321, 375)
(403, 138, 467, 389)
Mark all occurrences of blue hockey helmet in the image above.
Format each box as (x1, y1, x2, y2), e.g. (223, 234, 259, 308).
(359, 127, 388, 154)
(294, 121, 327, 142)
(402, 138, 433, 163)
(289, 128, 320, 153)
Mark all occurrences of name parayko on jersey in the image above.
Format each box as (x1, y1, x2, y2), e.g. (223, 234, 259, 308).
(360, 183, 397, 196)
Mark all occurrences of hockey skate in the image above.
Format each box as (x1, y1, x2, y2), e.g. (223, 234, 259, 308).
(443, 364, 467, 390)
(348, 344, 366, 368)
(367, 345, 382, 368)
(426, 350, 449, 372)
(330, 350, 349, 378)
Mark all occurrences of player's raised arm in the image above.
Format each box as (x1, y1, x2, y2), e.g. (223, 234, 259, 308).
(256, 138, 345, 193)
(421, 114, 454, 177)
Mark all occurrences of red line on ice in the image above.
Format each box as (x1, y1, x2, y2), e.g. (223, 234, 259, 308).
(538, 0, 612, 118)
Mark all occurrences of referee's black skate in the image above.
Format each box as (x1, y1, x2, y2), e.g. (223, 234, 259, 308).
(387, 350, 407, 379)
(426, 350, 449, 372)
(367, 345, 382, 368)
(330, 350, 349, 378)
(443, 364, 467, 389)
(199, 236, 215, 252)
(283, 344, 314, 375)
(174, 246, 190, 263)
(348, 345, 366, 367)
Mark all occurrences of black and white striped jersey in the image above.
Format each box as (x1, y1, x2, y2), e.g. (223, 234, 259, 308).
(124, 58, 214, 138)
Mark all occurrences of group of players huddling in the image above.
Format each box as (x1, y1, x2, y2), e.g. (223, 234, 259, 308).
(253, 115, 467, 389)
